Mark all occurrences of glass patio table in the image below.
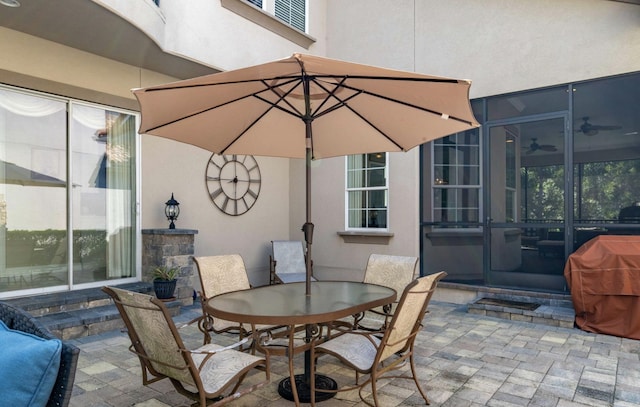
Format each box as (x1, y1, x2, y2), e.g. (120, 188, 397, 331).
(205, 280, 396, 403)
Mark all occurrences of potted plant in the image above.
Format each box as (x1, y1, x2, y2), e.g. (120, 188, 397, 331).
(152, 266, 179, 300)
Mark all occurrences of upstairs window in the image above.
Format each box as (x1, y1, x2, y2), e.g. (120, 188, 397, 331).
(275, 0, 305, 32)
(346, 153, 388, 230)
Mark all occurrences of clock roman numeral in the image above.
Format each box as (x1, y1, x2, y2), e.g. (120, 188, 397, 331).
(247, 189, 258, 199)
(210, 188, 223, 200)
(209, 159, 222, 170)
(221, 197, 230, 212)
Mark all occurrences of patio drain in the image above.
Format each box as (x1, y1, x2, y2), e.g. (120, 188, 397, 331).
(475, 298, 541, 311)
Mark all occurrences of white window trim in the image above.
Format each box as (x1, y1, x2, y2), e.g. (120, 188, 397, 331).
(221, 0, 315, 48)
(345, 154, 390, 232)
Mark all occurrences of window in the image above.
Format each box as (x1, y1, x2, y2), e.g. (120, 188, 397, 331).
(246, 0, 262, 7)
(432, 129, 481, 228)
(275, 0, 305, 32)
(346, 153, 388, 230)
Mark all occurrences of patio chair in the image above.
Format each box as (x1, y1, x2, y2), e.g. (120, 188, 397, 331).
(269, 240, 317, 284)
(310, 271, 447, 407)
(0, 301, 80, 407)
(355, 254, 418, 331)
(194, 254, 280, 345)
(102, 286, 270, 407)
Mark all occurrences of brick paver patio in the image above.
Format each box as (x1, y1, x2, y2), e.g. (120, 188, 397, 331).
(68, 302, 640, 406)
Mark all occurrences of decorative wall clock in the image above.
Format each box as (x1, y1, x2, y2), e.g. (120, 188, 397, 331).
(205, 154, 261, 216)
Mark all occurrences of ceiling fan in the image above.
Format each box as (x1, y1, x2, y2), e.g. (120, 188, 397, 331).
(524, 138, 557, 154)
(578, 116, 622, 136)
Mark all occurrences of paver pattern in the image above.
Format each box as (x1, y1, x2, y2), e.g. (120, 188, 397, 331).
(68, 302, 640, 406)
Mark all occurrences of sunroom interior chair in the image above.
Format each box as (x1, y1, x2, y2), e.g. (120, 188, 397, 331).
(269, 240, 317, 284)
(310, 271, 447, 407)
(102, 286, 269, 407)
(0, 301, 80, 407)
(356, 253, 418, 331)
(194, 254, 278, 344)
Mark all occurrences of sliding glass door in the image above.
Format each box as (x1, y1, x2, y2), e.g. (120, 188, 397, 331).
(0, 86, 138, 295)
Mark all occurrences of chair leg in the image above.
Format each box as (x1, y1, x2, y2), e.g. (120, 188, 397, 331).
(370, 372, 380, 407)
(410, 354, 430, 405)
(289, 354, 300, 407)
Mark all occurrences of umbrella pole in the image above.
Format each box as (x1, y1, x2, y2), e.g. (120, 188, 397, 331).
(302, 120, 314, 297)
(301, 72, 314, 297)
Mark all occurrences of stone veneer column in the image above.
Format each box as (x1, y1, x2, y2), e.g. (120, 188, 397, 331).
(142, 228, 198, 305)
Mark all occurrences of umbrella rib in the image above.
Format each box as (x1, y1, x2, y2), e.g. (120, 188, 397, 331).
(219, 102, 278, 154)
(141, 93, 258, 133)
(336, 101, 404, 151)
(141, 77, 303, 134)
(140, 75, 460, 92)
(299, 76, 404, 151)
(312, 75, 461, 84)
(221, 79, 306, 153)
(257, 78, 305, 118)
(307, 76, 357, 119)
(140, 75, 303, 92)
(316, 79, 476, 127)
(305, 77, 474, 150)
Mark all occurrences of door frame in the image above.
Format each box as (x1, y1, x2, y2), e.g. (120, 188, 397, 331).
(482, 111, 571, 291)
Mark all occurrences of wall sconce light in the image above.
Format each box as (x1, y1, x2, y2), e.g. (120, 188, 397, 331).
(165, 193, 180, 229)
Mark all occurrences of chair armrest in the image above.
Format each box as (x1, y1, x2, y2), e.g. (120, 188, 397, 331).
(175, 315, 203, 330)
(330, 329, 383, 348)
(186, 337, 251, 355)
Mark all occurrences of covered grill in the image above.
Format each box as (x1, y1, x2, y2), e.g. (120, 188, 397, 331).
(564, 235, 640, 339)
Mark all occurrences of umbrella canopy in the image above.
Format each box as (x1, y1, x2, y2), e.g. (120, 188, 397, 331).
(1, 159, 66, 188)
(134, 53, 480, 294)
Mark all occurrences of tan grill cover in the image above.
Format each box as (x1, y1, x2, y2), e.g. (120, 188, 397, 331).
(564, 235, 640, 339)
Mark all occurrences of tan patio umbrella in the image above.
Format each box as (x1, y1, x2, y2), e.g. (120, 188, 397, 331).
(134, 53, 479, 295)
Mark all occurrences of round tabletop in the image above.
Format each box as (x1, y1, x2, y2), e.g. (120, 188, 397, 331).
(205, 281, 396, 326)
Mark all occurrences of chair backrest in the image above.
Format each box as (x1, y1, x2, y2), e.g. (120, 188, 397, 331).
(194, 254, 251, 300)
(271, 240, 306, 275)
(102, 286, 197, 387)
(378, 271, 447, 361)
(363, 254, 418, 297)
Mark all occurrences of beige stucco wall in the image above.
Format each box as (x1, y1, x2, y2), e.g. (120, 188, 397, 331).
(0, 27, 155, 102)
(317, 0, 640, 280)
(326, 0, 640, 97)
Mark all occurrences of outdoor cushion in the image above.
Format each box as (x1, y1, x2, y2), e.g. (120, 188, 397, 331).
(0, 320, 62, 407)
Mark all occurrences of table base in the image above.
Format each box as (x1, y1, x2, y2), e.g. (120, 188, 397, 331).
(277, 374, 337, 403)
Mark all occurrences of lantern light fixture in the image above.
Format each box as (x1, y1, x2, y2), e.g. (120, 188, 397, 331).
(165, 193, 180, 229)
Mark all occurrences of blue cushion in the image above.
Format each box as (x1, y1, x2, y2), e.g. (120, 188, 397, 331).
(0, 320, 62, 407)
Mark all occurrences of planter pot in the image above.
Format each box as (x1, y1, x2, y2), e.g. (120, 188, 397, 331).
(153, 279, 177, 300)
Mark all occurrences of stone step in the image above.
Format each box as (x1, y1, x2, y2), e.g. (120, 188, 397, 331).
(467, 297, 575, 328)
(3, 282, 182, 340)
